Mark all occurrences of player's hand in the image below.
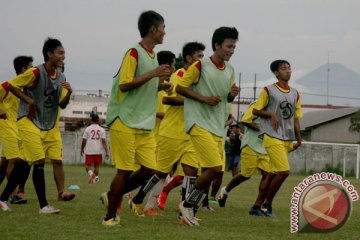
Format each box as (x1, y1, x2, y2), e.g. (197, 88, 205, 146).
(80, 150, 84, 156)
(153, 65, 171, 78)
(292, 140, 302, 151)
(60, 81, 72, 93)
(203, 96, 222, 106)
(0, 110, 7, 119)
(105, 153, 109, 160)
(270, 112, 279, 131)
(230, 84, 239, 97)
(27, 101, 36, 120)
(160, 82, 173, 95)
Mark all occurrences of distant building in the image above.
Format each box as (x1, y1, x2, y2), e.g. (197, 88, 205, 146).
(300, 107, 360, 143)
(60, 90, 109, 131)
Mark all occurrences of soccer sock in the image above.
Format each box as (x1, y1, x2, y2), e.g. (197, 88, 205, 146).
(163, 175, 183, 194)
(184, 187, 204, 208)
(132, 174, 160, 204)
(0, 163, 24, 201)
(87, 170, 94, 176)
(144, 179, 165, 210)
(182, 176, 197, 201)
(33, 163, 48, 208)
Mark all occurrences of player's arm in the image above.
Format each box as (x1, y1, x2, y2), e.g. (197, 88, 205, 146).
(101, 130, 109, 159)
(118, 49, 171, 92)
(252, 88, 279, 130)
(59, 82, 72, 109)
(101, 139, 109, 159)
(176, 61, 221, 106)
(241, 104, 260, 131)
(163, 70, 184, 106)
(80, 138, 86, 156)
(292, 92, 302, 150)
(8, 68, 39, 119)
(0, 85, 7, 119)
(0, 109, 6, 119)
(162, 96, 183, 106)
(227, 72, 239, 102)
(8, 85, 36, 119)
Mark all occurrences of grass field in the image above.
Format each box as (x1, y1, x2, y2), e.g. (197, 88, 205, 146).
(0, 164, 359, 240)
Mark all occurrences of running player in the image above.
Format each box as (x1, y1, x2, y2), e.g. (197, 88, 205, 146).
(218, 102, 271, 216)
(252, 60, 302, 217)
(0, 56, 33, 209)
(176, 27, 239, 226)
(102, 10, 171, 226)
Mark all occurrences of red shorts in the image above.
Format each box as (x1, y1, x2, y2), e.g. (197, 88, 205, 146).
(85, 154, 102, 165)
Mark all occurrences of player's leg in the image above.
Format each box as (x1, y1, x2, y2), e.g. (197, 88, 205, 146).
(130, 133, 164, 211)
(103, 129, 136, 224)
(219, 146, 255, 207)
(261, 144, 290, 217)
(179, 126, 223, 226)
(0, 157, 8, 186)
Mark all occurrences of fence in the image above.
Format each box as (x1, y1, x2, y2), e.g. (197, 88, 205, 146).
(1, 132, 359, 179)
(288, 141, 359, 179)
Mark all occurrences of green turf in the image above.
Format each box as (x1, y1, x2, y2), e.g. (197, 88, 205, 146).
(0, 164, 359, 240)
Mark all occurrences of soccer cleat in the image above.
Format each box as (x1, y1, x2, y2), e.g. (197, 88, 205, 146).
(58, 192, 76, 201)
(10, 195, 27, 204)
(218, 187, 228, 207)
(102, 215, 121, 226)
(157, 191, 168, 210)
(202, 205, 214, 212)
(93, 175, 99, 184)
(178, 201, 199, 226)
(249, 206, 265, 216)
(0, 201, 11, 211)
(129, 200, 145, 217)
(39, 205, 60, 214)
(208, 196, 218, 204)
(261, 204, 276, 218)
(144, 207, 160, 216)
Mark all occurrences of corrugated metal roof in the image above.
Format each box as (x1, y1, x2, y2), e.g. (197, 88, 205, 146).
(300, 107, 359, 130)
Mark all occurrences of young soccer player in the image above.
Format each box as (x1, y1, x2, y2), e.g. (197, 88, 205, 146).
(81, 112, 109, 184)
(252, 60, 302, 217)
(176, 27, 239, 226)
(143, 50, 176, 216)
(0, 56, 33, 209)
(218, 102, 272, 216)
(132, 43, 205, 217)
(1, 38, 72, 213)
(102, 10, 171, 226)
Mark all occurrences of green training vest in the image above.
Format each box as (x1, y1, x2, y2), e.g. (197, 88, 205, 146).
(106, 44, 159, 130)
(184, 58, 234, 137)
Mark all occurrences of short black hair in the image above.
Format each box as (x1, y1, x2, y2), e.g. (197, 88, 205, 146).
(157, 51, 175, 66)
(13, 56, 33, 75)
(270, 60, 291, 73)
(182, 42, 205, 64)
(90, 112, 99, 122)
(42, 37, 62, 61)
(212, 27, 238, 51)
(138, 10, 164, 38)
